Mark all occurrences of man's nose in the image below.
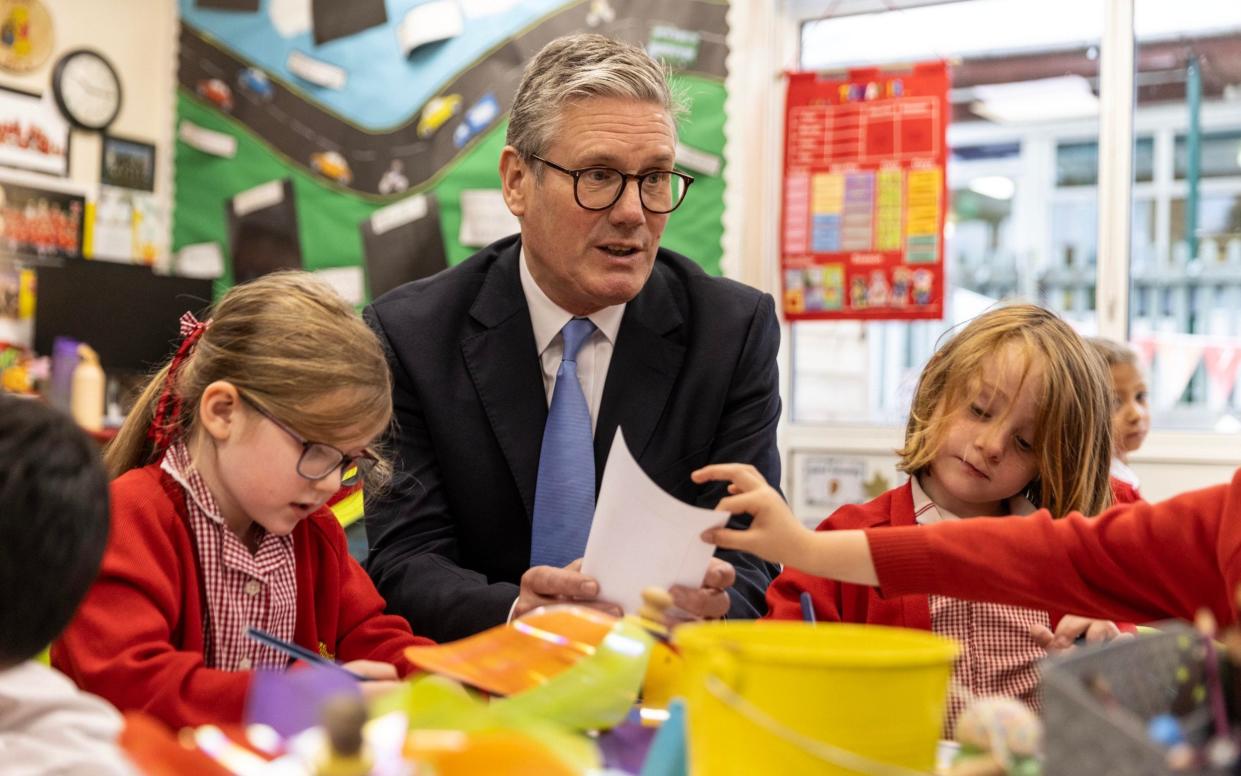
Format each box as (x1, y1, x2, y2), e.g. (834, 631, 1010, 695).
(608, 178, 646, 225)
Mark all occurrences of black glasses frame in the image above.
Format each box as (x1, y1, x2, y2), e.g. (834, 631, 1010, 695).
(530, 154, 694, 214)
(238, 393, 376, 487)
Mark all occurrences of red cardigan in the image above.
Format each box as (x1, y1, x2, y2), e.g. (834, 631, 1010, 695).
(869, 472, 1241, 627)
(768, 479, 1142, 628)
(51, 465, 433, 729)
(1111, 477, 1143, 505)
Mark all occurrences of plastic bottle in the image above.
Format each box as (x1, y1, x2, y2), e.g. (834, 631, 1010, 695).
(70, 344, 104, 432)
(48, 336, 80, 412)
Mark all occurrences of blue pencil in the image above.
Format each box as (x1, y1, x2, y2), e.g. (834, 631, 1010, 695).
(799, 591, 816, 624)
(245, 627, 366, 681)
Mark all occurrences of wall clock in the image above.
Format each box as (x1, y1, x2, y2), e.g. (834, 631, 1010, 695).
(51, 48, 121, 131)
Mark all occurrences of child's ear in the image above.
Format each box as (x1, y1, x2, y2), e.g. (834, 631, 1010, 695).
(198, 381, 241, 442)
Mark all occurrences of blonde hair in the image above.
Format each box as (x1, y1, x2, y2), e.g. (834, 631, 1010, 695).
(1086, 336, 1140, 369)
(897, 303, 1114, 518)
(105, 271, 393, 488)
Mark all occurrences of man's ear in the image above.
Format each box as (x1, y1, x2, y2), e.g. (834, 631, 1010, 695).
(198, 381, 241, 442)
(499, 145, 529, 218)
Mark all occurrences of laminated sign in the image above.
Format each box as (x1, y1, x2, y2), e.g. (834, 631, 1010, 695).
(781, 62, 949, 321)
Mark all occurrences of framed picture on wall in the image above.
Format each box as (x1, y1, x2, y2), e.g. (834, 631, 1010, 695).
(100, 134, 156, 191)
(0, 179, 86, 259)
(0, 85, 70, 177)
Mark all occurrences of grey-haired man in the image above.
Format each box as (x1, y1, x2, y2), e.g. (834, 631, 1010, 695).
(364, 33, 781, 642)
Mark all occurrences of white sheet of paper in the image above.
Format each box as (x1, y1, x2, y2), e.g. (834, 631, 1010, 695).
(176, 242, 225, 279)
(371, 194, 428, 236)
(676, 142, 722, 177)
(397, 1, 464, 56)
(313, 266, 365, 305)
(580, 430, 728, 615)
(269, 0, 311, 38)
(178, 120, 236, 158)
(287, 50, 347, 90)
(233, 180, 285, 217)
(89, 189, 135, 261)
(458, 189, 519, 247)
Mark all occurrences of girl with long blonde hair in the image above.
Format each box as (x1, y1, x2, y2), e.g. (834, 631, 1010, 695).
(755, 303, 1123, 731)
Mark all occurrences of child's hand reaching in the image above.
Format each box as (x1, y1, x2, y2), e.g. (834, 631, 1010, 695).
(693, 463, 810, 569)
(694, 463, 879, 585)
(1029, 615, 1131, 653)
(342, 660, 402, 703)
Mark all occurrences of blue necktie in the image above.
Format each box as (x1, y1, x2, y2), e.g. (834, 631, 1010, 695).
(530, 317, 598, 568)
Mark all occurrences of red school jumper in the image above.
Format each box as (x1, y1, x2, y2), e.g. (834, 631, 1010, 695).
(869, 471, 1241, 628)
(768, 477, 1142, 625)
(51, 465, 433, 729)
(766, 480, 1090, 628)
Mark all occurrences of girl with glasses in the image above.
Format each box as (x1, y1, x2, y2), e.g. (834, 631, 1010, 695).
(52, 271, 433, 729)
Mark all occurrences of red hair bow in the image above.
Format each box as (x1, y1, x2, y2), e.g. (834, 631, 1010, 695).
(147, 311, 212, 454)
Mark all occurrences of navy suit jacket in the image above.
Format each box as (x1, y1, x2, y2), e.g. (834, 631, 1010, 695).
(363, 235, 782, 642)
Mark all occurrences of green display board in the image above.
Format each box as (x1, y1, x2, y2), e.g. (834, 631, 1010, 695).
(173, 1, 729, 298)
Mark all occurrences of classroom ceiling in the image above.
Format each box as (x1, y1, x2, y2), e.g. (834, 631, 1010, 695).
(951, 32, 1241, 124)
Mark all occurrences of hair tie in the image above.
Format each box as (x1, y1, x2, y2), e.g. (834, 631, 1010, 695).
(178, 311, 210, 339)
(147, 311, 213, 454)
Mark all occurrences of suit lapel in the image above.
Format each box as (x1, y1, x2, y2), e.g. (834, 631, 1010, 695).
(594, 263, 686, 475)
(461, 246, 547, 521)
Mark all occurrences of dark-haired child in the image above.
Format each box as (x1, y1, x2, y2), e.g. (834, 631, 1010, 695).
(0, 395, 135, 775)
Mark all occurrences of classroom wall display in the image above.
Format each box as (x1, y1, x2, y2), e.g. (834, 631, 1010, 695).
(0, 85, 69, 176)
(781, 62, 950, 321)
(0, 179, 84, 259)
(0, 0, 54, 73)
(100, 135, 156, 191)
(88, 185, 167, 264)
(171, 0, 730, 297)
(227, 178, 302, 282)
(360, 193, 447, 300)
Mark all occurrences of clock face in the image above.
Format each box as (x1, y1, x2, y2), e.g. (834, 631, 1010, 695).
(55, 50, 121, 130)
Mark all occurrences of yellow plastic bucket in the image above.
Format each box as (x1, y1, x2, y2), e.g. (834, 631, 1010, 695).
(673, 621, 957, 776)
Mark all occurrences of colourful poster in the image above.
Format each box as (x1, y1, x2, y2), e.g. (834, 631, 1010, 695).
(781, 62, 949, 321)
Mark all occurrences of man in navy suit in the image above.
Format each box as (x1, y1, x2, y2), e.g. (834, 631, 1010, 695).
(364, 33, 781, 642)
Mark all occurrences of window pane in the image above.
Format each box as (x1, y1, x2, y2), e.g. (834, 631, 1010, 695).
(1128, 4, 1241, 432)
(1056, 138, 1154, 186)
(1173, 131, 1241, 180)
(794, 0, 1103, 424)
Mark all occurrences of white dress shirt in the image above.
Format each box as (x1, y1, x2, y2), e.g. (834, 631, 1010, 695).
(508, 251, 627, 619)
(519, 250, 626, 431)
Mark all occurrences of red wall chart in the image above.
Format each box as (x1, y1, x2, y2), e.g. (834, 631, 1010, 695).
(781, 62, 949, 321)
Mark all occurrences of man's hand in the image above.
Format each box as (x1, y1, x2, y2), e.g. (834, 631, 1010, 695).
(1030, 615, 1130, 653)
(513, 559, 622, 620)
(668, 557, 736, 623)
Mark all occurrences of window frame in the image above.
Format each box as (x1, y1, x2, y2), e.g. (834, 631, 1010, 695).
(722, 1, 1241, 514)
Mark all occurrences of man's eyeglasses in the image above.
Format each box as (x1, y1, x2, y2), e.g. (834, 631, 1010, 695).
(239, 394, 376, 488)
(530, 155, 694, 214)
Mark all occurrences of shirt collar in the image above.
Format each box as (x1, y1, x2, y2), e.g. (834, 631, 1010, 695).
(911, 474, 1035, 525)
(519, 248, 625, 356)
(160, 441, 224, 525)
